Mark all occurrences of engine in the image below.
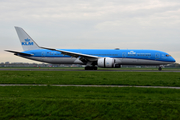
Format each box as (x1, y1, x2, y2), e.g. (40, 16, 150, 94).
(97, 58, 121, 68)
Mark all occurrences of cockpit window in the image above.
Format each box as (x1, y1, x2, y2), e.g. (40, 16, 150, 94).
(166, 54, 171, 57)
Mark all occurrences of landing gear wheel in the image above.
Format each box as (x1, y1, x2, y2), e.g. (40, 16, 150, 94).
(93, 67, 97, 70)
(85, 67, 90, 70)
(158, 67, 162, 71)
(85, 66, 98, 70)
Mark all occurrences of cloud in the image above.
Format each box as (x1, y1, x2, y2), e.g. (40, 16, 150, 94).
(1, 0, 179, 21)
(0, 0, 180, 63)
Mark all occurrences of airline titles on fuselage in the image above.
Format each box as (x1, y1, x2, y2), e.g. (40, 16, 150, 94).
(128, 51, 151, 56)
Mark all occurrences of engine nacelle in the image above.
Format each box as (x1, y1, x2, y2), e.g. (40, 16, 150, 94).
(97, 58, 115, 68)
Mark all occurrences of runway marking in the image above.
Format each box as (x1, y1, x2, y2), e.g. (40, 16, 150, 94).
(0, 84, 180, 89)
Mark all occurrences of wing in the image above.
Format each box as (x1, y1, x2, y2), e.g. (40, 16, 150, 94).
(40, 47, 99, 62)
(5, 50, 34, 56)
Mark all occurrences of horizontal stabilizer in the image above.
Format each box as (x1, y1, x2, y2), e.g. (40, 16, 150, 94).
(5, 50, 33, 56)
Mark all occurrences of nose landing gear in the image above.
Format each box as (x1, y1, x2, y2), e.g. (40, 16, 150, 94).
(158, 65, 164, 71)
(158, 67, 162, 71)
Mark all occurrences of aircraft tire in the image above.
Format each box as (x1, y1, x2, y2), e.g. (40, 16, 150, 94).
(85, 67, 89, 70)
(158, 67, 162, 71)
(93, 67, 97, 70)
(85, 67, 97, 70)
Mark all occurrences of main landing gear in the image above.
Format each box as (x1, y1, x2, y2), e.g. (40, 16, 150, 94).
(85, 66, 98, 70)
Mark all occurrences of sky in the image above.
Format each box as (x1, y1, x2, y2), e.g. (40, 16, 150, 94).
(0, 0, 180, 63)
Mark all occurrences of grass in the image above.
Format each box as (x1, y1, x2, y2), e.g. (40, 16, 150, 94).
(0, 86, 180, 119)
(0, 71, 180, 86)
(1, 71, 180, 119)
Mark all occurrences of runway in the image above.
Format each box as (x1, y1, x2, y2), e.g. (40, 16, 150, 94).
(0, 68, 180, 72)
(0, 84, 180, 89)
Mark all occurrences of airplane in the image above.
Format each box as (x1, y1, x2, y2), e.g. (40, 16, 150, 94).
(5, 27, 176, 70)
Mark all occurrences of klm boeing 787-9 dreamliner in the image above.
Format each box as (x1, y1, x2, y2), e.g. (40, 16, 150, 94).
(5, 27, 176, 70)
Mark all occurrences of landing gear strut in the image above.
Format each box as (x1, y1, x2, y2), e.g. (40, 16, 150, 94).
(85, 66, 98, 70)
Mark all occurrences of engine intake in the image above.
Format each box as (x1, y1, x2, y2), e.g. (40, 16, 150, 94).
(98, 58, 120, 68)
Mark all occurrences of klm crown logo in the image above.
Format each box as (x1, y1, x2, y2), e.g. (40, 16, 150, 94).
(22, 38, 33, 45)
(128, 51, 136, 54)
(25, 38, 30, 42)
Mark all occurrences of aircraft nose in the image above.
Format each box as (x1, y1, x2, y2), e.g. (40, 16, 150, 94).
(171, 57, 176, 62)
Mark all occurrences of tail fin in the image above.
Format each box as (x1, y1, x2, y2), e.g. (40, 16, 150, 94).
(15, 26, 40, 51)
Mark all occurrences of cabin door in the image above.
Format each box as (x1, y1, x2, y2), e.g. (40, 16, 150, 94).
(155, 53, 160, 59)
(41, 52, 46, 61)
(122, 52, 126, 58)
